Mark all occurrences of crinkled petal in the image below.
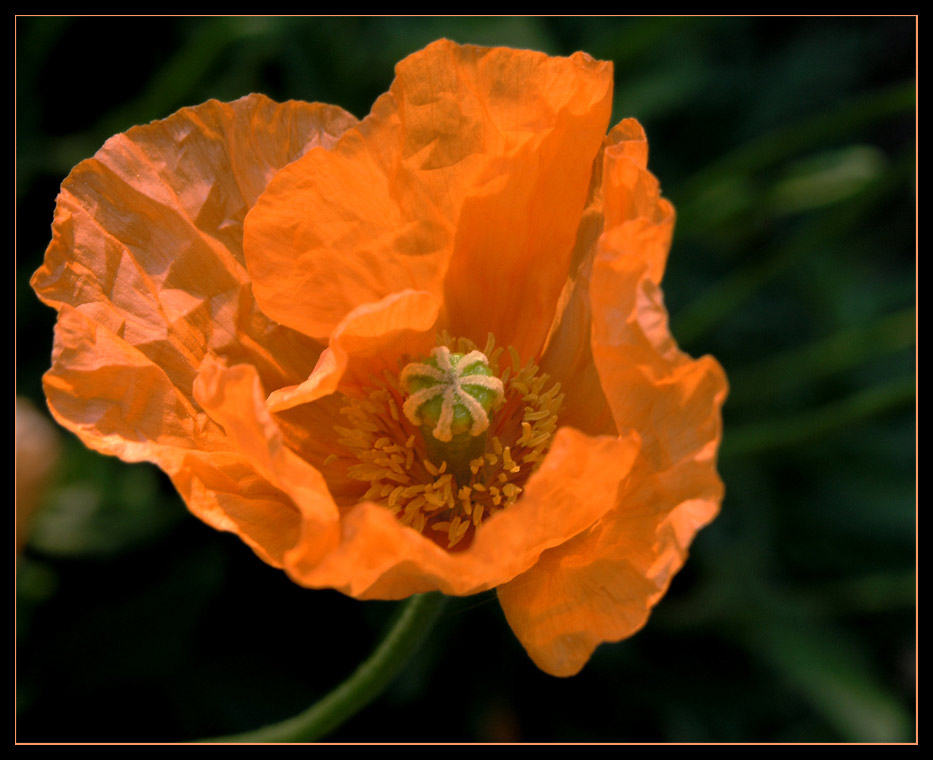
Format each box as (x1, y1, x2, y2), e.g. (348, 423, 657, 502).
(440, 45, 613, 360)
(496, 117, 727, 676)
(32, 94, 355, 400)
(497, 450, 723, 677)
(538, 129, 615, 436)
(590, 116, 719, 463)
(43, 308, 307, 566)
(540, 118, 663, 436)
(284, 427, 640, 599)
(266, 289, 441, 413)
(31, 95, 356, 563)
(600, 118, 673, 286)
(193, 357, 341, 565)
(243, 39, 613, 361)
(176, 450, 305, 568)
(43, 307, 221, 462)
(502, 292, 725, 676)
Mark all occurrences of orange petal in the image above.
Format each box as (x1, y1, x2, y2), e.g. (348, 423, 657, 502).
(538, 221, 616, 437)
(441, 46, 614, 360)
(496, 117, 728, 676)
(497, 449, 724, 677)
(266, 289, 441, 413)
(284, 427, 640, 599)
(243, 40, 614, 360)
(193, 356, 341, 565)
(44, 308, 306, 567)
(499, 360, 725, 676)
(589, 246, 727, 468)
(539, 118, 657, 434)
(600, 117, 674, 285)
(32, 95, 356, 563)
(177, 451, 304, 567)
(33, 94, 356, 401)
(589, 116, 718, 459)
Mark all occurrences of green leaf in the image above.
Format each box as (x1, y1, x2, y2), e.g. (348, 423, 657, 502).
(758, 622, 913, 742)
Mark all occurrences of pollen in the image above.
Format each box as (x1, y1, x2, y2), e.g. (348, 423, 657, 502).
(333, 333, 564, 551)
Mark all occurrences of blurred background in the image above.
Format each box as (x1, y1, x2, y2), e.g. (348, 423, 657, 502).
(16, 17, 915, 742)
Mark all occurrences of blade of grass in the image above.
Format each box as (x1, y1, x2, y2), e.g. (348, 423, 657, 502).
(722, 374, 915, 459)
(728, 308, 915, 407)
(790, 572, 916, 618)
(674, 151, 914, 346)
(756, 621, 913, 742)
(677, 81, 915, 209)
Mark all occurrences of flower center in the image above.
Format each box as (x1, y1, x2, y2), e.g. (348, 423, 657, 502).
(331, 333, 564, 550)
(399, 346, 504, 485)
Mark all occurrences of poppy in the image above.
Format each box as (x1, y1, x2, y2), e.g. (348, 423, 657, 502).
(32, 39, 726, 676)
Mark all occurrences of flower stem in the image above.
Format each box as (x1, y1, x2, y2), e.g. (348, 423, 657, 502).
(202, 592, 447, 743)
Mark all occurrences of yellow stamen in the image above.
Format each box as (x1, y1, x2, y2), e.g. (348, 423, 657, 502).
(333, 333, 563, 550)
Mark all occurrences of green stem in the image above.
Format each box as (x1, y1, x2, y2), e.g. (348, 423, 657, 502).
(202, 592, 447, 743)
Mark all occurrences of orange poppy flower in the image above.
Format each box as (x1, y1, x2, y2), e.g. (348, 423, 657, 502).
(31, 40, 726, 677)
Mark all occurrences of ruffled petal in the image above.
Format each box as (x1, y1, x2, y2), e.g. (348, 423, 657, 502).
(283, 427, 640, 599)
(175, 451, 305, 567)
(43, 307, 221, 462)
(32, 95, 356, 562)
(496, 117, 728, 677)
(243, 40, 613, 361)
(33, 94, 356, 400)
(600, 118, 672, 284)
(44, 308, 308, 566)
(588, 116, 717, 461)
(266, 289, 441, 413)
(193, 357, 341, 565)
(440, 45, 613, 360)
(497, 449, 723, 677)
(537, 128, 616, 437)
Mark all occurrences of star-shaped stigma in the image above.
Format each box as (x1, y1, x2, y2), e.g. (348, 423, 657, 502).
(400, 347, 505, 442)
